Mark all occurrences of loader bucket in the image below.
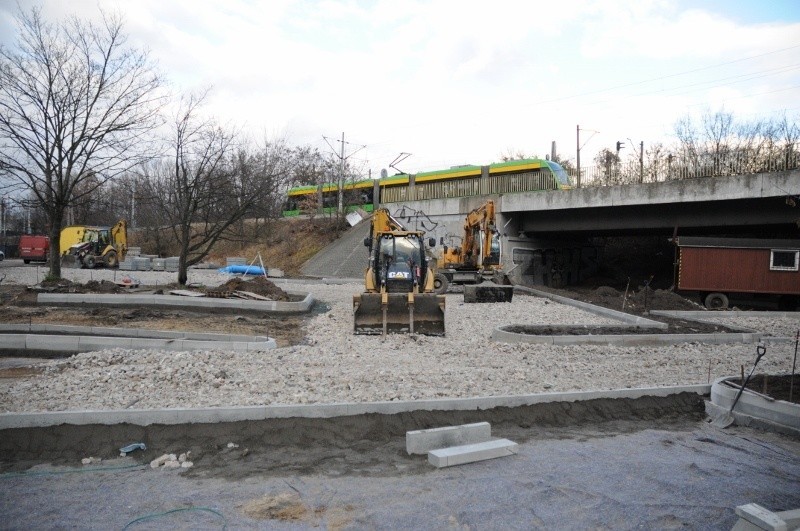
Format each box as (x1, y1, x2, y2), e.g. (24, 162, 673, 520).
(353, 292, 446, 336)
(60, 253, 80, 269)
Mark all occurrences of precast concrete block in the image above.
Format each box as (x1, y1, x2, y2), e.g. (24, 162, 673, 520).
(734, 503, 789, 531)
(2, 334, 28, 350)
(427, 438, 519, 468)
(78, 336, 133, 351)
(406, 422, 491, 455)
(27, 334, 80, 353)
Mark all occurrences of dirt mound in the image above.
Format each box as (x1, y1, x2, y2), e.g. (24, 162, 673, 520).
(38, 279, 124, 294)
(215, 276, 291, 301)
(560, 285, 703, 316)
(625, 287, 702, 313)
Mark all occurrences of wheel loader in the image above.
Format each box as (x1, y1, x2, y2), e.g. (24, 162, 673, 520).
(433, 200, 514, 302)
(353, 209, 446, 336)
(60, 220, 127, 269)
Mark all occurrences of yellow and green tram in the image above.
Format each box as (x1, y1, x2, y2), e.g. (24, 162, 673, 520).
(282, 158, 572, 217)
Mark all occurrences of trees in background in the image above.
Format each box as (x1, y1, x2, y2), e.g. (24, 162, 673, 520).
(584, 110, 799, 186)
(0, 7, 164, 277)
(138, 93, 293, 285)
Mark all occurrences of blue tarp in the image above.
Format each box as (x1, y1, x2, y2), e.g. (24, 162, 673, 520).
(218, 265, 266, 275)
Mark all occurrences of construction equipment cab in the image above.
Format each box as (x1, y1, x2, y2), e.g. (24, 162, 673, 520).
(60, 220, 127, 269)
(353, 209, 446, 335)
(434, 200, 513, 302)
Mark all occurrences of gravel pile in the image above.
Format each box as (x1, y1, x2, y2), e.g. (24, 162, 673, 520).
(0, 267, 798, 413)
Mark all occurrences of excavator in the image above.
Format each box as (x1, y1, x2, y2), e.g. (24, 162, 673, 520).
(434, 200, 514, 302)
(353, 208, 446, 336)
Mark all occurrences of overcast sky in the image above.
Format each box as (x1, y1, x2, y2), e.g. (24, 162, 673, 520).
(1, 0, 799, 177)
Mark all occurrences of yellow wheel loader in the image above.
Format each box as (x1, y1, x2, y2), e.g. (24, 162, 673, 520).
(353, 209, 446, 336)
(60, 220, 128, 269)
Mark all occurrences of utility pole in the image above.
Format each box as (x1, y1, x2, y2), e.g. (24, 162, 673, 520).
(639, 140, 645, 183)
(338, 132, 345, 215)
(576, 125, 580, 188)
(323, 132, 366, 217)
(576, 125, 599, 188)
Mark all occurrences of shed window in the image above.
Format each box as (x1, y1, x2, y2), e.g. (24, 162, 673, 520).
(770, 249, 800, 271)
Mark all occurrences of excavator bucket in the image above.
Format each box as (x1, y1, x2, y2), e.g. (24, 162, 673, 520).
(463, 282, 514, 303)
(353, 292, 446, 336)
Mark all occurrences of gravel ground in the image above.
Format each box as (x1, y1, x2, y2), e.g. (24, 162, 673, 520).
(1, 265, 798, 413)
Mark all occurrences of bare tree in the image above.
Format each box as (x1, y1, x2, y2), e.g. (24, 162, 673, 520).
(0, 7, 164, 278)
(498, 148, 538, 162)
(593, 148, 622, 185)
(140, 93, 292, 285)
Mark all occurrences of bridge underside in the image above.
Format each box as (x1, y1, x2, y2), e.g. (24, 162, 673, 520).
(515, 196, 800, 238)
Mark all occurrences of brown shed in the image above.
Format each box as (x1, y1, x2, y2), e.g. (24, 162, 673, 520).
(675, 237, 800, 309)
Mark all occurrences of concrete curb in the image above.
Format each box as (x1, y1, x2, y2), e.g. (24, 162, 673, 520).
(0, 384, 710, 429)
(0, 323, 270, 342)
(1, 333, 276, 354)
(514, 286, 667, 327)
(650, 310, 798, 344)
(37, 291, 314, 314)
(709, 376, 800, 431)
(652, 310, 800, 319)
(491, 325, 764, 346)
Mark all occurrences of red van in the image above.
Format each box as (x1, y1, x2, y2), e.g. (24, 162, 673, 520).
(19, 234, 50, 264)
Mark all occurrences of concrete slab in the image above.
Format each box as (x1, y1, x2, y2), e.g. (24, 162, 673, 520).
(734, 503, 789, 531)
(428, 438, 518, 468)
(406, 422, 491, 455)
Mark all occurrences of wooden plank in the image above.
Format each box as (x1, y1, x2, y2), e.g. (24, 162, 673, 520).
(233, 290, 273, 301)
(169, 289, 206, 297)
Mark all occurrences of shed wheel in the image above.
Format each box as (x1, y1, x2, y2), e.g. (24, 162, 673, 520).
(433, 273, 449, 294)
(704, 292, 729, 310)
(83, 255, 96, 269)
(105, 250, 118, 268)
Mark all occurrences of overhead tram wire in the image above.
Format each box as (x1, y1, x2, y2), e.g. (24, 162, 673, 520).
(365, 43, 800, 153)
(527, 43, 800, 108)
(583, 64, 800, 108)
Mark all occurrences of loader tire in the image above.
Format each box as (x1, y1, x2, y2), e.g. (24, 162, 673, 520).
(433, 273, 449, 294)
(83, 255, 96, 269)
(105, 250, 118, 268)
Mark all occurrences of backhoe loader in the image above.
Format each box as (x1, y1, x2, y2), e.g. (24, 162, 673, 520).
(353, 209, 446, 335)
(434, 200, 513, 302)
(60, 220, 127, 269)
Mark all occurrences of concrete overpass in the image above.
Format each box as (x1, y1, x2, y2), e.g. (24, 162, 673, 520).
(379, 171, 800, 287)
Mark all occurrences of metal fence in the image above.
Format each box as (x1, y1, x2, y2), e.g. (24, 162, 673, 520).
(381, 170, 559, 204)
(378, 146, 798, 204)
(573, 147, 799, 187)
